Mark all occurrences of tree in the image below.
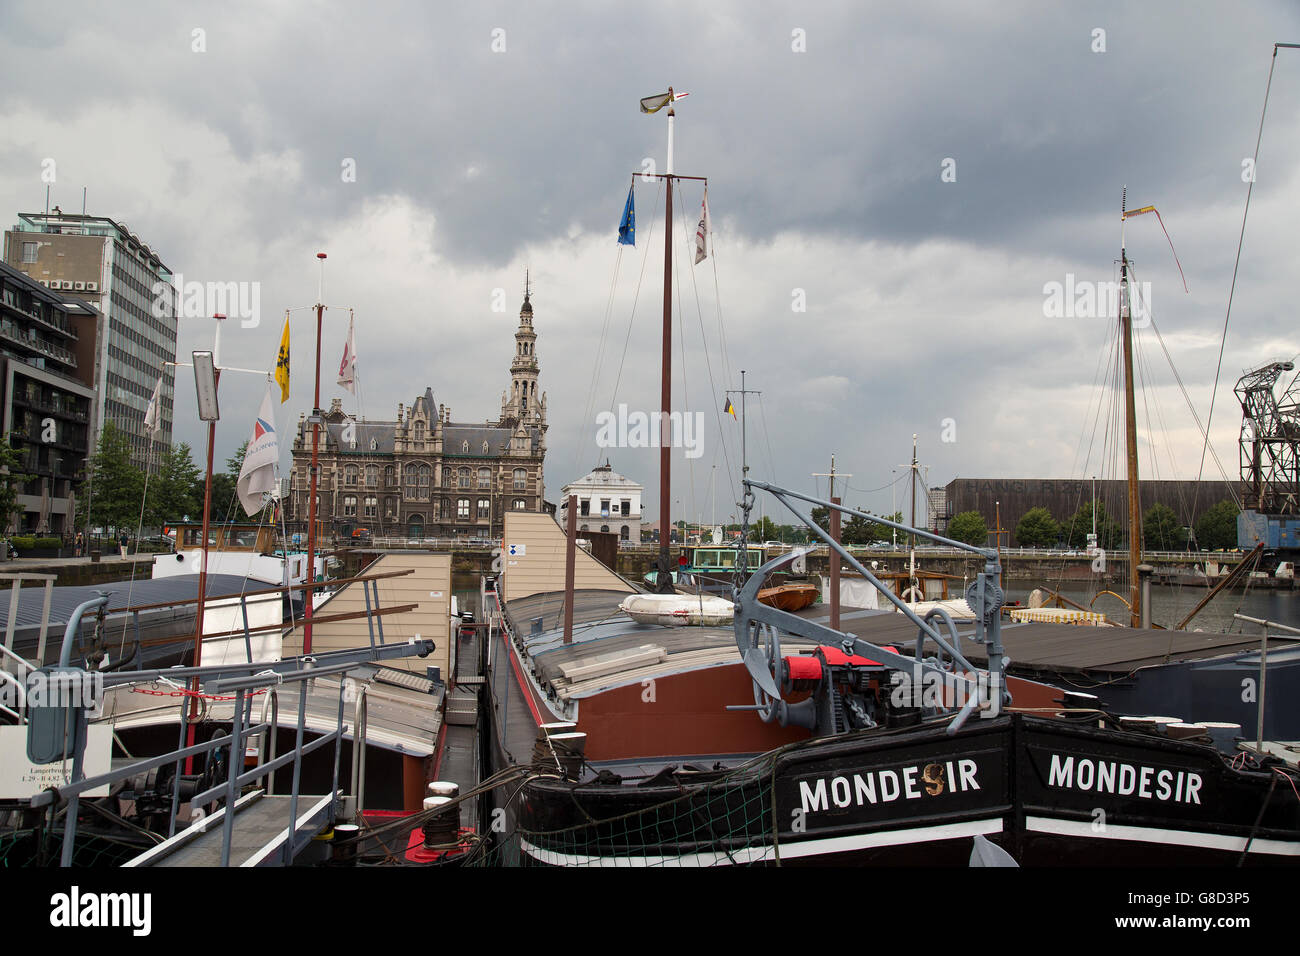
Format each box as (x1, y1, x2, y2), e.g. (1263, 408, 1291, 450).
(1194, 499, 1240, 551)
(948, 511, 989, 546)
(843, 514, 873, 545)
(1142, 503, 1182, 551)
(148, 443, 202, 526)
(76, 422, 145, 536)
(0, 434, 33, 534)
(1061, 501, 1122, 551)
(811, 506, 830, 534)
(1014, 507, 1059, 548)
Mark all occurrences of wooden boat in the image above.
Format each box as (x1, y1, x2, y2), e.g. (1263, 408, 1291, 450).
(757, 583, 818, 612)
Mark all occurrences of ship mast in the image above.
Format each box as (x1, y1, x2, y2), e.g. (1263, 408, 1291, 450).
(656, 95, 675, 592)
(1120, 188, 1142, 628)
(640, 88, 705, 592)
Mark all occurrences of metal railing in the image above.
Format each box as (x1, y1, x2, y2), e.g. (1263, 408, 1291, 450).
(24, 588, 435, 866)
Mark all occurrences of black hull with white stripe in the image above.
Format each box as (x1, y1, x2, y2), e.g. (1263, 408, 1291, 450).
(516, 714, 1300, 866)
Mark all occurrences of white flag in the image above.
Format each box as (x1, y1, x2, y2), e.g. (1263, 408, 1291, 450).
(236, 383, 279, 516)
(694, 189, 710, 265)
(337, 313, 357, 394)
(143, 375, 163, 436)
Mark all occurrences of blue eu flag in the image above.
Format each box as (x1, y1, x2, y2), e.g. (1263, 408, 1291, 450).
(618, 185, 635, 246)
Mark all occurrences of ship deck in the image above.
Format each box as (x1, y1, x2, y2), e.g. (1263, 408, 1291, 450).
(502, 587, 1288, 700)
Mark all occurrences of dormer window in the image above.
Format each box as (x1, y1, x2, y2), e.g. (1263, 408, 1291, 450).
(370, 438, 377, 451)
(482, 440, 489, 454)
(462, 440, 469, 453)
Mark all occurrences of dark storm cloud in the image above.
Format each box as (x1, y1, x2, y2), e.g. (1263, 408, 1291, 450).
(3, 0, 1300, 526)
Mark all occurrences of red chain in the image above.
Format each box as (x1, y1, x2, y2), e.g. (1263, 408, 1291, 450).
(130, 686, 267, 702)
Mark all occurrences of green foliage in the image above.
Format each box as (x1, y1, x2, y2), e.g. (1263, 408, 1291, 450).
(1194, 499, 1240, 551)
(75, 423, 144, 536)
(1014, 507, 1059, 548)
(1143, 503, 1183, 551)
(0, 433, 33, 533)
(948, 511, 989, 546)
(11, 536, 61, 550)
(1061, 501, 1123, 551)
(148, 443, 202, 525)
(811, 506, 830, 533)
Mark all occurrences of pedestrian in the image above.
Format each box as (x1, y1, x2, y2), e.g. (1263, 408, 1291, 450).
(119, 531, 129, 558)
(75, 532, 84, 558)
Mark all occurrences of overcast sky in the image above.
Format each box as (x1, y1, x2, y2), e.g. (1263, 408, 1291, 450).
(4, 1, 1300, 528)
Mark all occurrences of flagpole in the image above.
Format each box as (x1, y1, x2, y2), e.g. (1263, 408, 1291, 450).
(305, 252, 326, 654)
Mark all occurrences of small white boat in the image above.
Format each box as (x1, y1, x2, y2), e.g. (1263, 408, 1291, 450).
(618, 593, 734, 627)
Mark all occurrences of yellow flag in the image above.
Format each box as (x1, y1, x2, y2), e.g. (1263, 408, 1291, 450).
(275, 316, 290, 403)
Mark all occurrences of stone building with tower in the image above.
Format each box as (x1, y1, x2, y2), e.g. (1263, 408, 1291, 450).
(286, 288, 547, 539)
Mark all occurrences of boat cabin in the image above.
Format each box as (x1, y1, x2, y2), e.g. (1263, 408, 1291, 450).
(168, 521, 276, 552)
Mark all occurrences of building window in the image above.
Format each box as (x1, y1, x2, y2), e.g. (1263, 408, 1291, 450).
(621, 525, 630, 540)
(477, 498, 490, 519)
(457, 498, 470, 519)
(343, 496, 357, 517)
(364, 497, 377, 518)
(600, 499, 610, 517)
(413, 421, 424, 441)
(513, 468, 526, 490)
(22, 243, 37, 263)
(482, 440, 489, 454)
(344, 466, 358, 487)
(384, 465, 396, 486)
(385, 496, 398, 517)
(462, 440, 469, 453)
(458, 467, 471, 489)
(365, 465, 378, 488)
(404, 463, 431, 500)
(580, 499, 590, 516)
(478, 467, 491, 489)
(442, 468, 451, 487)
(600, 525, 609, 534)
(513, 499, 527, 510)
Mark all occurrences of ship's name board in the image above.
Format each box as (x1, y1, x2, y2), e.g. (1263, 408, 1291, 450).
(1045, 753, 1202, 804)
(798, 758, 980, 815)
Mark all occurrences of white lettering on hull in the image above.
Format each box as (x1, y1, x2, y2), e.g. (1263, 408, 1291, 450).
(1046, 754, 1202, 805)
(798, 759, 981, 816)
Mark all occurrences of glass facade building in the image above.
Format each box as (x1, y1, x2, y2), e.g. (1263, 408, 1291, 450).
(4, 211, 177, 472)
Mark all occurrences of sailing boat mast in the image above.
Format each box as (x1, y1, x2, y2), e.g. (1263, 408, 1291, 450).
(1119, 188, 1143, 628)
(640, 88, 704, 591)
(656, 94, 676, 591)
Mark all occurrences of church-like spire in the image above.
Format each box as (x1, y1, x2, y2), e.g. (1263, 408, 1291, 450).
(503, 271, 542, 426)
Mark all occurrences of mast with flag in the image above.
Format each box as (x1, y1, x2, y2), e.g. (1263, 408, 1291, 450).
(635, 88, 704, 591)
(237, 383, 280, 516)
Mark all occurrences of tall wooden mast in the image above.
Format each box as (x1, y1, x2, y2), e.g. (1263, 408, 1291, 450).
(1120, 189, 1142, 628)
(656, 96, 675, 591)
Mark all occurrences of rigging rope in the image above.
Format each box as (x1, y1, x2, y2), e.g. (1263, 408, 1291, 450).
(1193, 45, 1288, 522)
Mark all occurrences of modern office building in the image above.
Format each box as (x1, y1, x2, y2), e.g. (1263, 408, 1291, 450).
(0, 261, 99, 534)
(4, 209, 178, 471)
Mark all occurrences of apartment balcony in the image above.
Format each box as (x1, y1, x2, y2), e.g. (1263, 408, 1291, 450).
(0, 320, 77, 368)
